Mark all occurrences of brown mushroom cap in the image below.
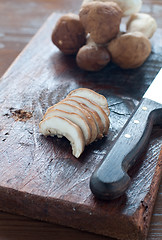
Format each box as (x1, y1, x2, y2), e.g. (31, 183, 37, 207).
(107, 32, 151, 69)
(79, 2, 122, 44)
(51, 13, 86, 54)
(76, 43, 111, 71)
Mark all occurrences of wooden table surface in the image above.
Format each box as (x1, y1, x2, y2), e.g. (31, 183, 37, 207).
(0, 0, 161, 239)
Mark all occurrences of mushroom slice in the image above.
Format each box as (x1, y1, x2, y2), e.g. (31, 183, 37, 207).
(39, 116, 85, 158)
(67, 88, 110, 116)
(62, 98, 103, 139)
(43, 109, 91, 145)
(44, 102, 97, 143)
(67, 96, 110, 135)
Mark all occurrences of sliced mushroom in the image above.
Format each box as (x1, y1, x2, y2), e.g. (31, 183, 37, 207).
(44, 102, 97, 143)
(39, 116, 85, 158)
(67, 96, 110, 135)
(43, 109, 91, 145)
(62, 98, 103, 139)
(40, 88, 111, 158)
(67, 88, 110, 116)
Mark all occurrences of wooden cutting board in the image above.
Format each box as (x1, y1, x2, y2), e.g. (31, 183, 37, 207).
(0, 13, 162, 240)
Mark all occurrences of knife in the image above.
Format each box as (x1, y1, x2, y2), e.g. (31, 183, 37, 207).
(90, 68, 162, 200)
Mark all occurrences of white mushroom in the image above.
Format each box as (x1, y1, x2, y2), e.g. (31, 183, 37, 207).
(67, 96, 110, 135)
(39, 116, 85, 158)
(43, 109, 91, 145)
(44, 102, 98, 143)
(126, 13, 157, 39)
(67, 88, 110, 116)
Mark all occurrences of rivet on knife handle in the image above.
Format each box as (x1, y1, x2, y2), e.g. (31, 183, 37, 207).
(90, 97, 162, 200)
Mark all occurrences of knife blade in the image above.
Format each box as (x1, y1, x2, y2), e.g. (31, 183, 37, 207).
(90, 68, 162, 200)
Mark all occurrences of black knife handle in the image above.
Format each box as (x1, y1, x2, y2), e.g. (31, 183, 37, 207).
(90, 98, 162, 200)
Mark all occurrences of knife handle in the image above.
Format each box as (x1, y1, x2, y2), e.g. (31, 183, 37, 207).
(90, 98, 162, 200)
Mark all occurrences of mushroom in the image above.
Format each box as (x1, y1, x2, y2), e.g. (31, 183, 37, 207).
(44, 109, 91, 145)
(126, 13, 157, 39)
(45, 102, 98, 143)
(40, 88, 110, 158)
(107, 32, 151, 69)
(51, 13, 86, 54)
(76, 36, 111, 71)
(79, 1, 122, 44)
(81, 0, 142, 16)
(67, 96, 110, 135)
(39, 116, 85, 158)
(67, 88, 110, 116)
(62, 98, 103, 139)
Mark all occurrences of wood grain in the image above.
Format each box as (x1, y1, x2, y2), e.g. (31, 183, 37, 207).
(0, 1, 162, 240)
